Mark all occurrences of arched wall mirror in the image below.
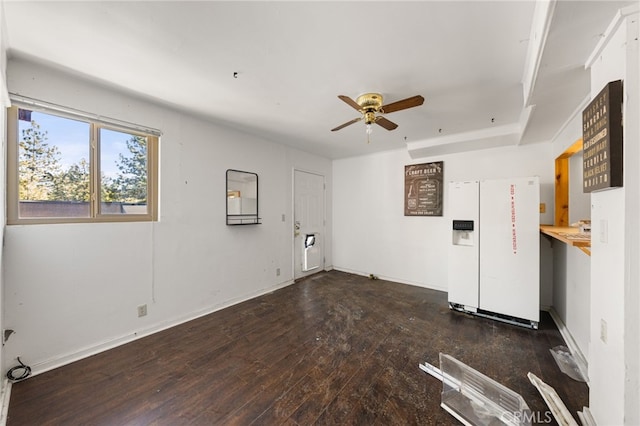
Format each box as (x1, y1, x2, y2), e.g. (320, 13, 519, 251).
(226, 169, 261, 225)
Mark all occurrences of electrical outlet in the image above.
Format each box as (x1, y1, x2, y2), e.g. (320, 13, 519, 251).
(137, 304, 147, 317)
(600, 318, 607, 343)
(539, 203, 546, 213)
(276, 268, 281, 276)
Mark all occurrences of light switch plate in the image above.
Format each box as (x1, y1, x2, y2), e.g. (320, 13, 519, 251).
(600, 219, 608, 243)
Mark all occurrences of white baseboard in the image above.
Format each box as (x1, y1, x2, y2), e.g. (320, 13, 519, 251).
(331, 266, 448, 293)
(27, 279, 295, 377)
(0, 378, 11, 426)
(548, 307, 589, 385)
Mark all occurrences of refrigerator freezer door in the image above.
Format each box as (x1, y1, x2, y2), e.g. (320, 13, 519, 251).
(447, 181, 480, 309)
(479, 177, 540, 322)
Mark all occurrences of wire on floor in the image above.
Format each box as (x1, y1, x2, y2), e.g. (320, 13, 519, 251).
(7, 357, 31, 382)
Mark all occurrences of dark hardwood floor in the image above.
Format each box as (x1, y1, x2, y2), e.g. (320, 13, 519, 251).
(7, 271, 587, 425)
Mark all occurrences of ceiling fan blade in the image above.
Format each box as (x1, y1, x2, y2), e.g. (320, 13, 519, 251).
(381, 95, 425, 114)
(375, 116, 398, 131)
(331, 116, 362, 132)
(338, 95, 362, 111)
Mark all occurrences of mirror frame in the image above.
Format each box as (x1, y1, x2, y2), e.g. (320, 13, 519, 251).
(226, 169, 261, 225)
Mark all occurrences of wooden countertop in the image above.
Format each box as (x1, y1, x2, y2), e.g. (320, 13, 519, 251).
(540, 225, 591, 256)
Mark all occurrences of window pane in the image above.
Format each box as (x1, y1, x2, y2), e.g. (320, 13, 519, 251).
(100, 128, 148, 215)
(17, 109, 90, 218)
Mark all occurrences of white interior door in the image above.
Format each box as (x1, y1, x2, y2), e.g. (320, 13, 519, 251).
(294, 170, 325, 279)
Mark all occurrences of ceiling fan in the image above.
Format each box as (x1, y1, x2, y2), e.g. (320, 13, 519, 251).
(331, 93, 425, 139)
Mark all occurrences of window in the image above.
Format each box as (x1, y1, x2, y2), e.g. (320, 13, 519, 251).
(7, 100, 159, 224)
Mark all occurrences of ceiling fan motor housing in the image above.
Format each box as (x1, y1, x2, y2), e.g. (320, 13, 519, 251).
(356, 93, 384, 113)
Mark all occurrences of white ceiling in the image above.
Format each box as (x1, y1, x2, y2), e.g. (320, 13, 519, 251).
(3, 1, 635, 159)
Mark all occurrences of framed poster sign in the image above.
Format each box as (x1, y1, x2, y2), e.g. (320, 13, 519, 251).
(404, 161, 443, 216)
(582, 79, 623, 192)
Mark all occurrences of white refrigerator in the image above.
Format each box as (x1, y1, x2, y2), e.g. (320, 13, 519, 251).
(448, 177, 540, 328)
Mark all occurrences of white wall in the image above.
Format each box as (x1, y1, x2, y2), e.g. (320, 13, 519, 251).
(549, 111, 592, 361)
(3, 57, 332, 374)
(569, 152, 591, 224)
(333, 142, 554, 305)
(587, 10, 639, 425)
(551, 241, 591, 357)
(0, 0, 8, 407)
